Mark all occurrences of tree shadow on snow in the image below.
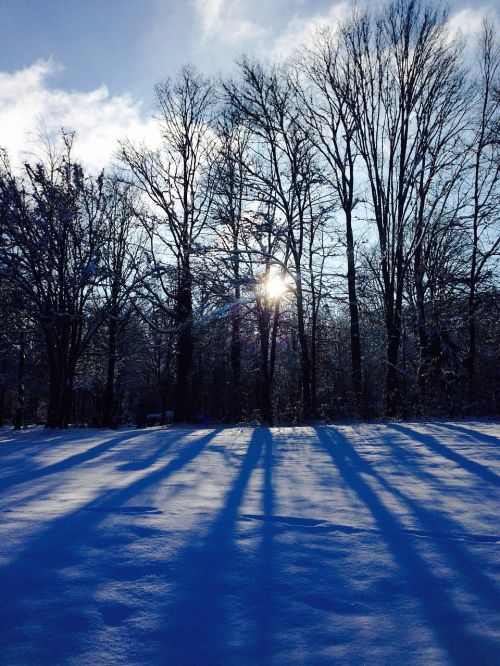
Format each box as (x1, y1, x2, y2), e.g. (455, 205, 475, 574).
(388, 423, 499, 486)
(154, 427, 275, 665)
(430, 421, 500, 448)
(315, 426, 500, 665)
(0, 427, 221, 664)
(0, 430, 146, 494)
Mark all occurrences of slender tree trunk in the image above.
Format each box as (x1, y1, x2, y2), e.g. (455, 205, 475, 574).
(309, 250, 319, 418)
(467, 153, 480, 410)
(467, 282, 477, 410)
(61, 375, 73, 428)
(230, 284, 242, 421)
(102, 311, 118, 428)
(46, 360, 62, 428)
(310, 311, 318, 417)
(414, 251, 428, 412)
(295, 279, 312, 420)
(260, 320, 271, 425)
(345, 208, 363, 413)
(59, 322, 73, 428)
(174, 263, 194, 423)
(385, 323, 401, 417)
(257, 303, 273, 425)
(414, 162, 429, 414)
(14, 330, 25, 430)
(385, 272, 404, 417)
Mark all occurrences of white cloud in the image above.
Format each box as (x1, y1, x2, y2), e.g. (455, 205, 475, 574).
(193, 0, 267, 47)
(0, 59, 159, 172)
(444, 4, 500, 66)
(447, 5, 498, 40)
(195, 0, 225, 35)
(192, 0, 351, 62)
(268, 2, 351, 59)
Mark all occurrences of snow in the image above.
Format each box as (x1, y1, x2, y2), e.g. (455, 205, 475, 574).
(0, 421, 498, 665)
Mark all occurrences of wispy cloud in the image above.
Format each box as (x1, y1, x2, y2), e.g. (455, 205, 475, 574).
(195, 0, 225, 35)
(194, 0, 265, 44)
(0, 58, 158, 171)
(447, 4, 499, 41)
(191, 0, 352, 65)
(267, 2, 351, 59)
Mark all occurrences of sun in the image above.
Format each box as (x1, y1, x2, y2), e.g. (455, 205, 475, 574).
(266, 274, 287, 300)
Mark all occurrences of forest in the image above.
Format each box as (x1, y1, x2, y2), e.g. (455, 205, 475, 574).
(0, 0, 499, 428)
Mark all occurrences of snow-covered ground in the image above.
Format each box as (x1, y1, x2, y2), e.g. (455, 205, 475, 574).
(0, 422, 498, 665)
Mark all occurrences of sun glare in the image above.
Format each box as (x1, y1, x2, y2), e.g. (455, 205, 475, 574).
(266, 274, 287, 300)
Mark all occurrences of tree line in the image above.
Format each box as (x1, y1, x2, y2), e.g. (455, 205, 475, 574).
(0, 0, 498, 428)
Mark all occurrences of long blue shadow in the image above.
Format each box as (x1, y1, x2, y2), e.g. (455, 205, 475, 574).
(352, 428, 500, 607)
(388, 423, 500, 486)
(117, 434, 177, 471)
(315, 426, 499, 665)
(0, 431, 145, 493)
(158, 428, 267, 664)
(0, 428, 220, 664)
(431, 422, 500, 447)
(257, 428, 274, 665)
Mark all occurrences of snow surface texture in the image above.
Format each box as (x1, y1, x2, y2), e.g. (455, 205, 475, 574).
(0, 422, 498, 665)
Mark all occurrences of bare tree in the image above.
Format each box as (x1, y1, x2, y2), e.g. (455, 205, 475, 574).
(343, 0, 467, 415)
(223, 60, 331, 418)
(210, 108, 251, 420)
(99, 178, 144, 428)
(121, 66, 215, 422)
(0, 135, 106, 427)
(464, 21, 500, 409)
(303, 28, 365, 412)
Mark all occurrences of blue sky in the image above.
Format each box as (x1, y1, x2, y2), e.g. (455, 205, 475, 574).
(0, 0, 497, 168)
(1, 0, 182, 102)
(0, 0, 342, 102)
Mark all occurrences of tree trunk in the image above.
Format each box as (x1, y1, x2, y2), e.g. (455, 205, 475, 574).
(467, 287, 476, 410)
(14, 331, 25, 430)
(46, 361, 62, 428)
(385, 327, 400, 417)
(310, 310, 318, 417)
(46, 344, 74, 429)
(467, 168, 479, 411)
(174, 264, 194, 423)
(295, 279, 312, 420)
(257, 302, 275, 426)
(61, 375, 73, 428)
(230, 287, 242, 422)
(414, 255, 428, 413)
(102, 312, 118, 428)
(345, 208, 363, 414)
(385, 281, 404, 418)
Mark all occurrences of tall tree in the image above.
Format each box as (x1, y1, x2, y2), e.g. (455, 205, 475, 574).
(99, 178, 143, 428)
(121, 66, 215, 422)
(0, 136, 106, 427)
(464, 21, 500, 409)
(224, 60, 330, 418)
(210, 109, 251, 421)
(344, 0, 466, 415)
(304, 29, 365, 412)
